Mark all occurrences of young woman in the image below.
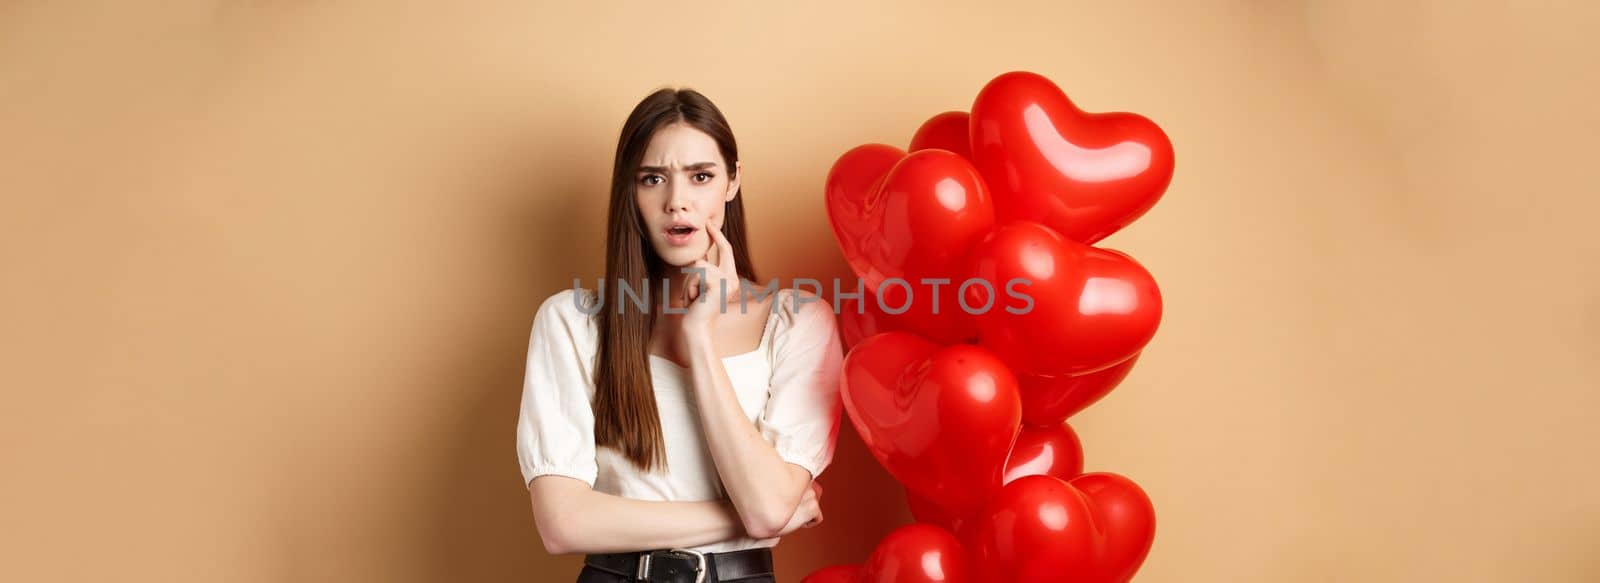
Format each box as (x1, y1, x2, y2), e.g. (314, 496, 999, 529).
(516, 88, 845, 583)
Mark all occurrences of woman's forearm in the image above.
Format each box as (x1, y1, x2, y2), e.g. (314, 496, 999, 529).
(684, 337, 811, 538)
(530, 477, 746, 555)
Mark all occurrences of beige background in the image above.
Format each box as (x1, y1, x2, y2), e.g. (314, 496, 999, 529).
(2, 1, 1596, 581)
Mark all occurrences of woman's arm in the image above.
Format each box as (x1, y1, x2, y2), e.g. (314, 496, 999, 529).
(672, 226, 821, 538)
(528, 475, 744, 554)
(683, 338, 814, 538)
(529, 474, 825, 555)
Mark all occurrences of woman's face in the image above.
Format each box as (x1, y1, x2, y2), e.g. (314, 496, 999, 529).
(635, 122, 741, 267)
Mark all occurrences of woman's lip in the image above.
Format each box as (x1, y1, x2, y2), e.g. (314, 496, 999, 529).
(664, 226, 699, 246)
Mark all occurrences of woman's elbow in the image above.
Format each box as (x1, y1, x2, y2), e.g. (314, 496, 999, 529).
(535, 511, 578, 555)
(741, 503, 793, 539)
(743, 472, 813, 538)
(742, 518, 780, 540)
(540, 535, 568, 556)
(541, 538, 578, 556)
(529, 480, 586, 555)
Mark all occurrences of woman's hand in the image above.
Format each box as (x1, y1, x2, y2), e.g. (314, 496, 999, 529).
(774, 481, 824, 537)
(680, 222, 739, 341)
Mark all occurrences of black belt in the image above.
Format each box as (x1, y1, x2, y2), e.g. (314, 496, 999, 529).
(583, 547, 773, 582)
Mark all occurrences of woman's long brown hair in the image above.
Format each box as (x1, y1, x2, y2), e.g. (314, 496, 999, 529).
(592, 88, 760, 473)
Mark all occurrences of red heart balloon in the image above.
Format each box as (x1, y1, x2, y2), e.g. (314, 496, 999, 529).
(1073, 473, 1156, 583)
(802, 564, 864, 583)
(836, 296, 880, 352)
(825, 146, 993, 289)
(969, 475, 1099, 582)
(1018, 352, 1141, 427)
(1003, 421, 1085, 485)
(842, 332, 1021, 519)
(825, 143, 903, 257)
(904, 421, 1084, 535)
(970, 473, 1156, 583)
(904, 487, 968, 540)
(967, 221, 1162, 377)
(861, 524, 970, 583)
(970, 71, 1174, 244)
(910, 111, 972, 160)
(836, 287, 977, 350)
(826, 147, 993, 344)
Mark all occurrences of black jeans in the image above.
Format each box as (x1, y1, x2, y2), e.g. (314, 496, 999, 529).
(574, 558, 778, 583)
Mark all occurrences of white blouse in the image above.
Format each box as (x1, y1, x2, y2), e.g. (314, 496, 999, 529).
(516, 285, 845, 553)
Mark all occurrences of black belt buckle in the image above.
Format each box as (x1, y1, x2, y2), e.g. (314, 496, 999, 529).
(635, 548, 706, 583)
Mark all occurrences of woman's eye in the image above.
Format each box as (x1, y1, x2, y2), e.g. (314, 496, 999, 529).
(640, 175, 662, 186)
(693, 172, 714, 183)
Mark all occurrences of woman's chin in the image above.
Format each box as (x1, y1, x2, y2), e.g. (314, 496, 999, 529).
(657, 251, 699, 268)
(654, 241, 709, 268)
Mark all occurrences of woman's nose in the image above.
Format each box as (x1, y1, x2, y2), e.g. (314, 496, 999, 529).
(665, 188, 693, 213)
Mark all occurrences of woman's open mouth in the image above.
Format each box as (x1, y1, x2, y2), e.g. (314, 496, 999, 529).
(664, 224, 699, 246)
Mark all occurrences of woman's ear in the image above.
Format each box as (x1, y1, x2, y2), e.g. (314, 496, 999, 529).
(725, 160, 742, 202)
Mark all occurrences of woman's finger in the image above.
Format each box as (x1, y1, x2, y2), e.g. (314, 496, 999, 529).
(703, 221, 720, 266)
(704, 235, 716, 266)
(686, 259, 712, 281)
(707, 224, 735, 273)
(686, 259, 716, 304)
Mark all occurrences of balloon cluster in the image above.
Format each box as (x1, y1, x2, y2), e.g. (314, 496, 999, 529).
(803, 71, 1172, 582)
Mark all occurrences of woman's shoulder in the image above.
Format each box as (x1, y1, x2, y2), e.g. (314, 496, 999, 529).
(768, 285, 838, 335)
(533, 287, 601, 330)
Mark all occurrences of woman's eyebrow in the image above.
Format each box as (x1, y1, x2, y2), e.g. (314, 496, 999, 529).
(638, 162, 719, 173)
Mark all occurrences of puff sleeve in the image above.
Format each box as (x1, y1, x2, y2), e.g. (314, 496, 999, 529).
(756, 291, 846, 480)
(516, 290, 599, 489)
